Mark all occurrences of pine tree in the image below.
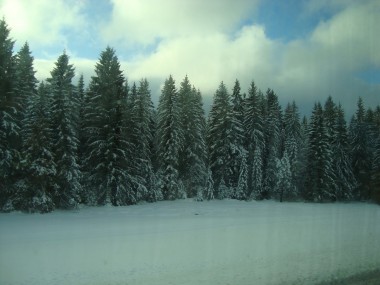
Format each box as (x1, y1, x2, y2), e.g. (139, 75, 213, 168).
(0, 19, 18, 211)
(15, 42, 36, 134)
(283, 102, 302, 199)
(21, 82, 56, 212)
(178, 76, 207, 198)
(274, 151, 292, 202)
(297, 116, 309, 195)
(10, 42, 40, 208)
(202, 168, 215, 201)
(157, 75, 182, 200)
(229, 79, 246, 196)
(48, 52, 80, 209)
(250, 146, 263, 200)
(262, 89, 282, 199)
(235, 153, 248, 200)
(134, 78, 161, 202)
(207, 81, 233, 198)
(371, 106, 380, 203)
(350, 97, 372, 200)
(244, 81, 264, 196)
(83, 47, 133, 205)
(305, 103, 335, 201)
(333, 104, 356, 200)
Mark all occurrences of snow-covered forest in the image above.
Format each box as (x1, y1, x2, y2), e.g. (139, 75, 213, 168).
(1, 18, 380, 213)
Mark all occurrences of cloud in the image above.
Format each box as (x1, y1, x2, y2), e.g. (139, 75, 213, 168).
(2, 0, 379, 117)
(275, 0, 380, 114)
(34, 57, 96, 84)
(102, 0, 260, 46)
(0, 0, 86, 47)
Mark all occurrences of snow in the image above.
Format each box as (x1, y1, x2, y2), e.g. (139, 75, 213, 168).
(0, 199, 379, 285)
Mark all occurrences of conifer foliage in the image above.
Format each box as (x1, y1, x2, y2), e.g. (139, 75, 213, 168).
(157, 75, 183, 200)
(48, 52, 80, 209)
(0, 19, 18, 211)
(1, 17, 379, 212)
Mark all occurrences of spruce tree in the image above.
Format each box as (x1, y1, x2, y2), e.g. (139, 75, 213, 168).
(83, 47, 132, 205)
(134, 78, 162, 202)
(333, 104, 356, 200)
(262, 89, 282, 199)
(178, 76, 207, 198)
(350, 97, 372, 200)
(244, 81, 264, 198)
(0, 19, 18, 211)
(235, 153, 248, 200)
(229, 79, 246, 196)
(305, 103, 335, 201)
(21, 82, 56, 212)
(11, 42, 40, 208)
(282, 102, 302, 199)
(275, 151, 292, 202)
(207, 81, 233, 198)
(157, 75, 183, 200)
(48, 52, 80, 209)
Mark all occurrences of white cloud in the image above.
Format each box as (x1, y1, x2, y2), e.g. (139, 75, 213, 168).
(4, 0, 379, 117)
(102, 0, 260, 46)
(34, 56, 96, 85)
(0, 0, 86, 47)
(274, 0, 380, 113)
(123, 25, 278, 99)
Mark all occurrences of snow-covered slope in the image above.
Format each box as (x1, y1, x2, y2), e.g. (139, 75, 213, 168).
(0, 200, 379, 285)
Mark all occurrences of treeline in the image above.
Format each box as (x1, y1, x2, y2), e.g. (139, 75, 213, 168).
(1, 19, 379, 213)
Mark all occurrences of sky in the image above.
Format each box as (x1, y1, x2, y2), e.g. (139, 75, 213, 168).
(1, 0, 380, 116)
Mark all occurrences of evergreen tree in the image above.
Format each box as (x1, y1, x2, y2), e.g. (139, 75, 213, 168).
(283, 102, 302, 199)
(274, 151, 292, 202)
(244, 81, 264, 196)
(178, 76, 207, 198)
(48, 52, 80, 209)
(14, 42, 36, 130)
(262, 89, 282, 199)
(0, 19, 19, 211)
(134, 78, 162, 202)
(229, 79, 246, 195)
(207, 81, 233, 198)
(202, 168, 215, 201)
(305, 103, 335, 201)
(297, 116, 309, 195)
(235, 153, 248, 200)
(21, 82, 56, 212)
(250, 146, 263, 200)
(11, 41, 40, 208)
(83, 47, 132, 205)
(333, 104, 356, 200)
(157, 75, 182, 200)
(371, 106, 380, 203)
(350, 97, 372, 200)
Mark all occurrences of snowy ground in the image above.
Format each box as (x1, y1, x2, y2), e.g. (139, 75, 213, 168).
(0, 199, 380, 285)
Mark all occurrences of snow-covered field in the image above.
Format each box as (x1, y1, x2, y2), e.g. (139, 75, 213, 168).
(0, 199, 380, 285)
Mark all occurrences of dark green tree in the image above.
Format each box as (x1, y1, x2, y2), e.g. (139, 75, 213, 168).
(262, 88, 282, 199)
(48, 52, 80, 209)
(21, 82, 56, 212)
(350, 97, 372, 200)
(157, 75, 183, 200)
(178, 76, 207, 198)
(207, 81, 233, 198)
(305, 103, 335, 201)
(244, 81, 264, 199)
(333, 104, 356, 200)
(133, 78, 162, 202)
(83, 47, 133, 205)
(0, 19, 18, 211)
